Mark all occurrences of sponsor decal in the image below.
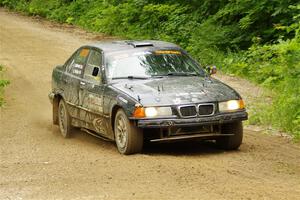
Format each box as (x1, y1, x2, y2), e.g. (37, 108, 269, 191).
(74, 63, 83, 69)
(154, 50, 181, 55)
(80, 49, 90, 57)
(72, 69, 82, 75)
(86, 94, 103, 113)
(93, 118, 105, 133)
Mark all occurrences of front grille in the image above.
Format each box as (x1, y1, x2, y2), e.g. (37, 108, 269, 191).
(179, 106, 197, 117)
(198, 104, 214, 116)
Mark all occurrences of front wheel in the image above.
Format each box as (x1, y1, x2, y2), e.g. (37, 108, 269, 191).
(58, 100, 72, 138)
(114, 109, 143, 155)
(216, 121, 243, 150)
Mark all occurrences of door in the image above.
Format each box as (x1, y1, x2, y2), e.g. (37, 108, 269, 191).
(79, 49, 107, 134)
(63, 48, 90, 118)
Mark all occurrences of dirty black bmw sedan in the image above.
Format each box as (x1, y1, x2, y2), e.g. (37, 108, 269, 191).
(49, 40, 248, 154)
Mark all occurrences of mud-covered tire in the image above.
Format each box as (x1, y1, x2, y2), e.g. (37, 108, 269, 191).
(216, 121, 243, 150)
(114, 109, 143, 155)
(58, 100, 72, 138)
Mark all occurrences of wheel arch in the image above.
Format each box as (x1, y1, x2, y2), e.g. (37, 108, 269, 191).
(111, 104, 122, 134)
(52, 93, 63, 125)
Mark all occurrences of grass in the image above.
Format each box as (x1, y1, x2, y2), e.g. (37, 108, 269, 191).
(0, 65, 10, 107)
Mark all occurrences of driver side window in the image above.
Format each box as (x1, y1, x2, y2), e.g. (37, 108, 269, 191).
(66, 48, 90, 77)
(83, 49, 102, 83)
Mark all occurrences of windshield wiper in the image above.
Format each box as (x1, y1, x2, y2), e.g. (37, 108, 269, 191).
(112, 73, 198, 80)
(153, 72, 198, 77)
(112, 76, 150, 80)
(150, 75, 164, 78)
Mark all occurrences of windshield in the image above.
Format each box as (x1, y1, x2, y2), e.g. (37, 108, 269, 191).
(105, 50, 206, 79)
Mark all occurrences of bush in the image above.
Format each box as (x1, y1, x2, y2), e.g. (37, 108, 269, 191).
(223, 23, 300, 138)
(0, 65, 10, 107)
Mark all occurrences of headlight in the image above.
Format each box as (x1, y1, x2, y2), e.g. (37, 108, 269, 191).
(145, 107, 172, 117)
(133, 106, 172, 118)
(145, 107, 158, 117)
(219, 100, 245, 112)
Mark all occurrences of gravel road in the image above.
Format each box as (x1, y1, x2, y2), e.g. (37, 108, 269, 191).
(0, 9, 300, 200)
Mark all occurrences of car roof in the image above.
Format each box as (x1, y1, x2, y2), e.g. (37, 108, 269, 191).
(86, 40, 180, 54)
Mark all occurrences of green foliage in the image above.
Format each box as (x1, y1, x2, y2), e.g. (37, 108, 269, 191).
(1, 0, 298, 53)
(223, 27, 300, 138)
(0, 65, 10, 107)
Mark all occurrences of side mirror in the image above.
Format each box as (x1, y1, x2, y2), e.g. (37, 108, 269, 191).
(92, 67, 99, 76)
(211, 66, 217, 75)
(206, 65, 217, 75)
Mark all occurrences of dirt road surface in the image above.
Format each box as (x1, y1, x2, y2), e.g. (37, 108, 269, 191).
(0, 9, 300, 200)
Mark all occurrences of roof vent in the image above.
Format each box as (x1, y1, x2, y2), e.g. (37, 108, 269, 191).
(126, 41, 154, 48)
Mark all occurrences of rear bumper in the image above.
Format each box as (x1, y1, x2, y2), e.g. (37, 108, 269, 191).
(137, 111, 248, 128)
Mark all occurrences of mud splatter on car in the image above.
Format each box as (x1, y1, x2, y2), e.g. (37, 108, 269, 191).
(49, 40, 248, 154)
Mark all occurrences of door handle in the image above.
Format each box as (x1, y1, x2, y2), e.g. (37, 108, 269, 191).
(79, 81, 86, 89)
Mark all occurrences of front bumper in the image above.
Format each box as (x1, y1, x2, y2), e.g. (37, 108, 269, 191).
(137, 111, 248, 128)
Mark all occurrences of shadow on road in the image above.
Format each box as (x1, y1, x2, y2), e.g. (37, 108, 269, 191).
(52, 125, 241, 156)
(142, 140, 227, 156)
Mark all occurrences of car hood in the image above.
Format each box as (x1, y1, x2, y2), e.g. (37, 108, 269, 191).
(111, 76, 240, 106)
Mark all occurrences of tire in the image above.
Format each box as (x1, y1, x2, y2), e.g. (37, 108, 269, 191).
(58, 99, 72, 138)
(114, 109, 143, 155)
(216, 121, 243, 150)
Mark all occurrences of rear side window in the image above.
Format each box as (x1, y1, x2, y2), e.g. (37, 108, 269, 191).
(66, 48, 90, 77)
(83, 50, 102, 83)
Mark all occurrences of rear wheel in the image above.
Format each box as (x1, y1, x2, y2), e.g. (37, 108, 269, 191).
(114, 109, 143, 155)
(58, 100, 72, 138)
(216, 121, 243, 150)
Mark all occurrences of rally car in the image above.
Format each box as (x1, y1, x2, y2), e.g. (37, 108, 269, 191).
(49, 40, 248, 154)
